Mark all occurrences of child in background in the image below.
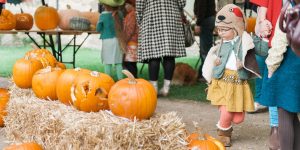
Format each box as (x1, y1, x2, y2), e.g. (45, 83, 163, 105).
(123, 0, 138, 77)
(96, 0, 125, 80)
(202, 4, 260, 147)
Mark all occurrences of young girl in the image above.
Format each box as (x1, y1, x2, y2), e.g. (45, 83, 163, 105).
(123, 0, 138, 78)
(202, 4, 260, 147)
(96, 0, 125, 80)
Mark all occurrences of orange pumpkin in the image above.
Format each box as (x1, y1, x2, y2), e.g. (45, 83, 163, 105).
(13, 56, 44, 88)
(204, 134, 226, 150)
(56, 68, 90, 105)
(58, 5, 81, 30)
(188, 140, 219, 150)
(32, 67, 64, 100)
(80, 9, 100, 27)
(108, 70, 157, 120)
(34, 5, 59, 30)
(3, 142, 43, 150)
(15, 9, 34, 30)
(0, 9, 16, 30)
(71, 71, 115, 112)
(187, 133, 200, 143)
(25, 49, 57, 67)
(246, 17, 256, 33)
(0, 88, 10, 127)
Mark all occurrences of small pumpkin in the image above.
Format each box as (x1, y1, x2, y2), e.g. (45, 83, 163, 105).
(56, 68, 90, 105)
(3, 142, 43, 150)
(34, 5, 59, 30)
(108, 70, 157, 120)
(69, 17, 91, 31)
(188, 140, 219, 150)
(0, 88, 10, 127)
(15, 8, 34, 30)
(32, 67, 64, 100)
(71, 71, 115, 112)
(0, 9, 16, 30)
(13, 56, 44, 88)
(80, 9, 100, 27)
(58, 5, 81, 30)
(204, 134, 226, 150)
(246, 17, 256, 33)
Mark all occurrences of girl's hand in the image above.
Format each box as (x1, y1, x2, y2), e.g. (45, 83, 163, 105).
(215, 57, 221, 66)
(268, 71, 273, 78)
(259, 20, 272, 38)
(236, 59, 243, 69)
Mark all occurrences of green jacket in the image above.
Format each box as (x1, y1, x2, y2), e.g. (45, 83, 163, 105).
(96, 11, 116, 39)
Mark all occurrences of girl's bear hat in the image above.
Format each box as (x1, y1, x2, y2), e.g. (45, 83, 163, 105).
(99, 0, 125, 7)
(215, 4, 246, 36)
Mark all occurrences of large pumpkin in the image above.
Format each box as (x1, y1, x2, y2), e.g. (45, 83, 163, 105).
(71, 71, 114, 112)
(34, 5, 59, 30)
(0, 9, 16, 30)
(80, 9, 100, 27)
(108, 70, 157, 120)
(32, 67, 64, 100)
(15, 9, 34, 30)
(0, 88, 10, 127)
(58, 5, 81, 30)
(3, 142, 43, 150)
(25, 49, 57, 67)
(13, 56, 43, 89)
(246, 17, 256, 33)
(56, 68, 90, 105)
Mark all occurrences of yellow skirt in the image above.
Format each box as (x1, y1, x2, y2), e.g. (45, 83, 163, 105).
(207, 69, 254, 112)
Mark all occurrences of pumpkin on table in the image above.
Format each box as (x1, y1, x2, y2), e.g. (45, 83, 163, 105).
(56, 68, 90, 105)
(34, 5, 59, 30)
(32, 67, 64, 100)
(80, 9, 100, 30)
(3, 142, 43, 150)
(13, 56, 43, 89)
(0, 9, 16, 30)
(15, 8, 33, 30)
(58, 4, 81, 30)
(0, 88, 10, 127)
(71, 71, 115, 112)
(69, 17, 91, 31)
(108, 70, 157, 120)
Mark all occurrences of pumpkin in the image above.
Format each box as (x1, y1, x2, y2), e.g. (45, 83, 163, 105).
(69, 17, 91, 31)
(3, 142, 43, 150)
(0, 9, 16, 30)
(25, 49, 57, 67)
(187, 133, 200, 143)
(188, 140, 219, 150)
(71, 71, 114, 112)
(246, 17, 256, 33)
(32, 67, 64, 100)
(13, 56, 43, 88)
(58, 5, 81, 30)
(108, 70, 157, 120)
(55, 62, 66, 69)
(34, 5, 59, 30)
(204, 134, 226, 150)
(80, 9, 100, 27)
(56, 68, 90, 105)
(15, 8, 34, 30)
(0, 88, 10, 127)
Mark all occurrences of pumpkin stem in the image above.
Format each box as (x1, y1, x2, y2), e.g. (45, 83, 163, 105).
(66, 4, 71, 9)
(89, 8, 92, 12)
(122, 70, 136, 84)
(41, 0, 46, 6)
(20, 8, 24, 14)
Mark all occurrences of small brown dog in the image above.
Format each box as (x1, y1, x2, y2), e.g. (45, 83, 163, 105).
(171, 62, 198, 86)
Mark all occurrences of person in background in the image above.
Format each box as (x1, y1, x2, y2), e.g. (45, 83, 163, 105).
(136, 0, 186, 96)
(123, 0, 138, 78)
(202, 4, 260, 147)
(194, 0, 216, 82)
(250, 0, 283, 149)
(97, 0, 124, 80)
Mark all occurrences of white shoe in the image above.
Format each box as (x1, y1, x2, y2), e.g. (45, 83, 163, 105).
(159, 87, 169, 97)
(249, 102, 268, 113)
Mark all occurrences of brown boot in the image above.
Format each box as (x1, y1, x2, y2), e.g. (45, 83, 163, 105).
(269, 126, 280, 150)
(217, 127, 233, 147)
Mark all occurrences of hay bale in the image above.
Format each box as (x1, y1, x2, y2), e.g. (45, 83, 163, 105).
(4, 85, 188, 149)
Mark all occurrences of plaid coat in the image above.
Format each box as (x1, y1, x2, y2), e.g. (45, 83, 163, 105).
(136, 0, 186, 62)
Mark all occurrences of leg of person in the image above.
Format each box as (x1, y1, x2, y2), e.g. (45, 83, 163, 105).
(148, 58, 161, 92)
(217, 105, 234, 147)
(198, 16, 215, 81)
(232, 112, 245, 124)
(268, 107, 280, 150)
(123, 61, 138, 78)
(159, 56, 175, 96)
(252, 55, 268, 113)
(104, 64, 112, 77)
(278, 108, 294, 150)
(293, 114, 300, 149)
(115, 63, 123, 80)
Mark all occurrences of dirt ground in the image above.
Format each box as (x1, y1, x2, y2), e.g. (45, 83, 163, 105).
(0, 77, 270, 149)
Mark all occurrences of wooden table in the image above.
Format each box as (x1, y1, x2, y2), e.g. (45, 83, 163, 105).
(0, 30, 99, 67)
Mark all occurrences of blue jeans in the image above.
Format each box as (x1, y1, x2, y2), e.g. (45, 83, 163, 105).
(255, 55, 278, 127)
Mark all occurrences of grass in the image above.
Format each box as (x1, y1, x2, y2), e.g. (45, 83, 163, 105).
(0, 45, 254, 101)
